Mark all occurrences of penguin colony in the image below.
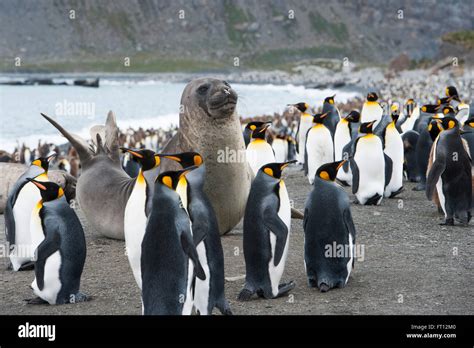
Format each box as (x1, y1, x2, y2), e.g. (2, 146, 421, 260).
(4, 84, 472, 314)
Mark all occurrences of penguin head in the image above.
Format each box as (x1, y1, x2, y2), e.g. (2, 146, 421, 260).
(245, 121, 270, 133)
(324, 95, 336, 105)
(366, 92, 379, 102)
(421, 104, 442, 114)
(31, 153, 56, 172)
(464, 117, 474, 129)
(438, 116, 458, 131)
(344, 110, 360, 123)
(28, 178, 64, 202)
(158, 152, 203, 169)
(250, 122, 271, 140)
(120, 147, 160, 171)
(316, 160, 346, 182)
(260, 160, 296, 179)
(359, 121, 375, 134)
(445, 86, 460, 101)
(289, 102, 309, 113)
(390, 104, 400, 122)
(156, 166, 198, 191)
(427, 118, 443, 141)
(312, 112, 328, 124)
(442, 106, 456, 117)
(405, 99, 415, 116)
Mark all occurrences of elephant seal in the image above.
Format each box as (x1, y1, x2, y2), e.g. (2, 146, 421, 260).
(41, 112, 135, 239)
(0, 162, 76, 214)
(146, 78, 252, 235)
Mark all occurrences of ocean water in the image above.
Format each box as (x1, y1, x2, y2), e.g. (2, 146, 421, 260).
(0, 79, 359, 152)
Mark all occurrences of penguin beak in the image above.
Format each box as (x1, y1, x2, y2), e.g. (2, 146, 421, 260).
(159, 154, 182, 162)
(27, 178, 47, 191)
(178, 165, 199, 178)
(336, 160, 347, 171)
(120, 147, 143, 159)
(46, 153, 57, 162)
(259, 124, 271, 133)
(320, 112, 329, 119)
(280, 160, 297, 170)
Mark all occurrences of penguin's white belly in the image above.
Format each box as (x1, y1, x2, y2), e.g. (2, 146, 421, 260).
(361, 103, 382, 128)
(272, 139, 288, 162)
(306, 128, 334, 184)
(297, 119, 313, 163)
(31, 250, 62, 304)
(345, 233, 354, 285)
(124, 181, 148, 289)
(431, 140, 447, 216)
(247, 141, 275, 176)
(334, 124, 353, 184)
(194, 241, 211, 315)
(268, 181, 291, 297)
(10, 183, 41, 270)
(354, 137, 385, 204)
(30, 206, 45, 261)
(384, 129, 404, 196)
(182, 259, 194, 315)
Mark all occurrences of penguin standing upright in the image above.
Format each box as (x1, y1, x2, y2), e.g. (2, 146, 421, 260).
(290, 102, 312, 164)
(361, 92, 383, 129)
(351, 121, 386, 205)
(383, 108, 404, 198)
(272, 134, 289, 162)
(322, 95, 341, 138)
(304, 160, 356, 292)
(141, 168, 206, 315)
(120, 147, 161, 290)
(246, 122, 275, 176)
(243, 121, 271, 148)
(5, 154, 56, 271)
(334, 110, 360, 186)
(286, 135, 297, 162)
(159, 152, 232, 315)
(305, 112, 334, 184)
(27, 179, 87, 305)
(238, 161, 296, 301)
(426, 117, 472, 226)
(400, 99, 420, 133)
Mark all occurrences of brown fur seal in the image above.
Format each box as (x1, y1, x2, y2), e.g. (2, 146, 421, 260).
(145, 78, 252, 235)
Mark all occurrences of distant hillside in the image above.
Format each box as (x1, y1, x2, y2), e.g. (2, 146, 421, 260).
(0, 0, 473, 72)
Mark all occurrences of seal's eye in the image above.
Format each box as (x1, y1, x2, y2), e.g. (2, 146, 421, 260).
(197, 84, 210, 94)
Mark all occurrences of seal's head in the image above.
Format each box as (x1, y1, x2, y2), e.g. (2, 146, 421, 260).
(182, 77, 238, 120)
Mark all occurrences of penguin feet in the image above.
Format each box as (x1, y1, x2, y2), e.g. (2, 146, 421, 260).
(25, 297, 49, 305)
(237, 288, 255, 302)
(276, 281, 295, 298)
(439, 218, 454, 226)
(217, 300, 233, 315)
(308, 278, 318, 288)
(319, 283, 330, 293)
(389, 187, 404, 198)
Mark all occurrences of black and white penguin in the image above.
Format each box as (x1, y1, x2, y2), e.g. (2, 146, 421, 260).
(361, 92, 383, 129)
(304, 160, 356, 292)
(305, 112, 334, 184)
(290, 102, 312, 164)
(322, 95, 341, 138)
(272, 134, 289, 162)
(334, 110, 360, 186)
(401, 130, 419, 182)
(286, 135, 297, 162)
(243, 121, 271, 148)
(426, 117, 472, 226)
(383, 109, 404, 198)
(141, 168, 206, 315)
(400, 99, 420, 133)
(159, 152, 232, 315)
(4, 154, 56, 271)
(246, 122, 275, 176)
(238, 161, 296, 301)
(120, 147, 161, 290)
(27, 179, 88, 305)
(351, 121, 386, 205)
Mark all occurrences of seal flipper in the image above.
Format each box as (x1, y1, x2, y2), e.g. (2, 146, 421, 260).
(384, 153, 393, 188)
(35, 231, 61, 291)
(41, 113, 93, 164)
(105, 111, 121, 163)
(263, 207, 288, 267)
(180, 232, 206, 280)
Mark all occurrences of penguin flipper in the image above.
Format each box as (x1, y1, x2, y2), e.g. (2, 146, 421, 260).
(384, 153, 393, 188)
(180, 232, 206, 281)
(35, 231, 61, 291)
(350, 157, 359, 194)
(4, 191, 16, 247)
(263, 207, 289, 267)
(426, 159, 446, 200)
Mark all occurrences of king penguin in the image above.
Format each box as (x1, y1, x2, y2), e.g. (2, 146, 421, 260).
(5, 153, 56, 271)
(120, 147, 161, 290)
(159, 152, 232, 315)
(272, 134, 289, 162)
(400, 99, 420, 133)
(243, 121, 271, 148)
(351, 121, 386, 205)
(426, 117, 472, 226)
(361, 92, 383, 129)
(246, 122, 275, 176)
(322, 95, 341, 138)
(141, 168, 206, 315)
(334, 110, 360, 186)
(290, 102, 312, 164)
(238, 161, 296, 301)
(27, 179, 87, 305)
(304, 160, 356, 292)
(383, 108, 404, 198)
(305, 112, 334, 184)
